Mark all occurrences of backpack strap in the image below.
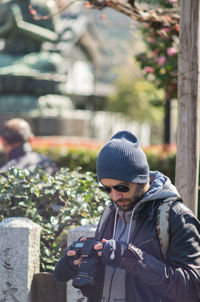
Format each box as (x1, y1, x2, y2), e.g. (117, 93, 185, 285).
(156, 197, 175, 259)
(98, 198, 179, 260)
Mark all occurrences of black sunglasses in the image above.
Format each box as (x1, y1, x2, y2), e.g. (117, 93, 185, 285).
(99, 184, 130, 194)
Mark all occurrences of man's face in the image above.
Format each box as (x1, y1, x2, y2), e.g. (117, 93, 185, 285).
(100, 179, 149, 211)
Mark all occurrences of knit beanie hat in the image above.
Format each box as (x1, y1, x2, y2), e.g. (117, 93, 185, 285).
(97, 130, 149, 183)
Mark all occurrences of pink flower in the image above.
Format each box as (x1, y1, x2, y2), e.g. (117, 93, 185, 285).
(162, 28, 171, 33)
(168, 0, 178, 3)
(150, 38, 155, 44)
(166, 91, 170, 99)
(152, 49, 159, 57)
(157, 56, 167, 66)
(167, 47, 177, 56)
(168, 84, 176, 92)
(144, 66, 154, 73)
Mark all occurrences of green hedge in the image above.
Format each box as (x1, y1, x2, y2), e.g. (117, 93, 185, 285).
(0, 151, 6, 167)
(39, 146, 99, 173)
(145, 148, 176, 183)
(0, 167, 109, 272)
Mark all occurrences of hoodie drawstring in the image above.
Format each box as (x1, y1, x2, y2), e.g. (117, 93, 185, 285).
(127, 207, 135, 243)
(112, 207, 119, 239)
(112, 206, 135, 244)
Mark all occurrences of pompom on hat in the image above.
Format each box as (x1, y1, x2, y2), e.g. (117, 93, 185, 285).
(97, 130, 149, 183)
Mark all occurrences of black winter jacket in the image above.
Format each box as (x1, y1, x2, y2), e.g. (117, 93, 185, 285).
(55, 199, 200, 302)
(0, 143, 58, 175)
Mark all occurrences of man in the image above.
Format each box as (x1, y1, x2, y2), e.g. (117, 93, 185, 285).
(0, 118, 58, 175)
(54, 130, 200, 301)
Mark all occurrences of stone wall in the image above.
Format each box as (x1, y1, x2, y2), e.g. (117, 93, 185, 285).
(0, 217, 40, 302)
(0, 219, 96, 302)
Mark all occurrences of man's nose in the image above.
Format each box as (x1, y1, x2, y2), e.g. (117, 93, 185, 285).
(110, 189, 122, 201)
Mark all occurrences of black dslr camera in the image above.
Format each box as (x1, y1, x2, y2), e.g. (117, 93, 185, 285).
(71, 237, 100, 297)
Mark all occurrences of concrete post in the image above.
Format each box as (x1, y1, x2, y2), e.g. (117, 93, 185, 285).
(0, 217, 41, 302)
(67, 225, 96, 302)
(31, 272, 66, 302)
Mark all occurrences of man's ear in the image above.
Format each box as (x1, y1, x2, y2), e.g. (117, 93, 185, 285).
(1, 137, 12, 155)
(29, 134, 34, 145)
(1, 137, 7, 148)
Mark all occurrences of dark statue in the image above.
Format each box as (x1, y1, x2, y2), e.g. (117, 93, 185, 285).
(0, 0, 68, 95)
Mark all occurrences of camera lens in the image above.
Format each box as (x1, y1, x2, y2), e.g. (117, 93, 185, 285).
(72, 238, 99, 297)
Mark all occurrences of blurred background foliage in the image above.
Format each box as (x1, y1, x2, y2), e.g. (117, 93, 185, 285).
(103, 0, 179, 144)
(135, 0, 179, 100)
(106, 59, 165, 144)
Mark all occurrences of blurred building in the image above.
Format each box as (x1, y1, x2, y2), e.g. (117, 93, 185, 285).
(0, 0, 150, 144)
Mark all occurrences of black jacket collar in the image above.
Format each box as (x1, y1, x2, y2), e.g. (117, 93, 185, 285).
(8, 143, 32, 160)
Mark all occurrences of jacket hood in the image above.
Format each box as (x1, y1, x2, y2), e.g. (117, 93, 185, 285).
(141, 171, 180, 203)
(112, 171, 180, 216)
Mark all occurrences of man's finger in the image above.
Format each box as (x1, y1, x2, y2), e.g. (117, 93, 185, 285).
(73, 257, 82, 266)
(80, 237, 87, 242)
(66, 250, 76, 257)
(94, 242, 103, 250)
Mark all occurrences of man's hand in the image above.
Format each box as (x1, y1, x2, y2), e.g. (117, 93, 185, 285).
(95, 239, 128, 268)
(94, 238, 107, 256)
(66, 237, 87, 266)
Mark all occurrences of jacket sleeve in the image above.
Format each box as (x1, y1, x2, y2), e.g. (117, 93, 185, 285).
(54, 253, 78, 282)
(120, 205, 200, 302)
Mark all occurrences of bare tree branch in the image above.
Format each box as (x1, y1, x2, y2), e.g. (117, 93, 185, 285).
(89, 0, 180, 28)
(30, 0, 180, 30)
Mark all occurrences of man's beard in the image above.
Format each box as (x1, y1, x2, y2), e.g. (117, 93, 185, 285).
(113, 186, 146, 211)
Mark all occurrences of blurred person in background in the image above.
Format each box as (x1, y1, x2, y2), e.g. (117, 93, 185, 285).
(0, 118, 58, 175)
